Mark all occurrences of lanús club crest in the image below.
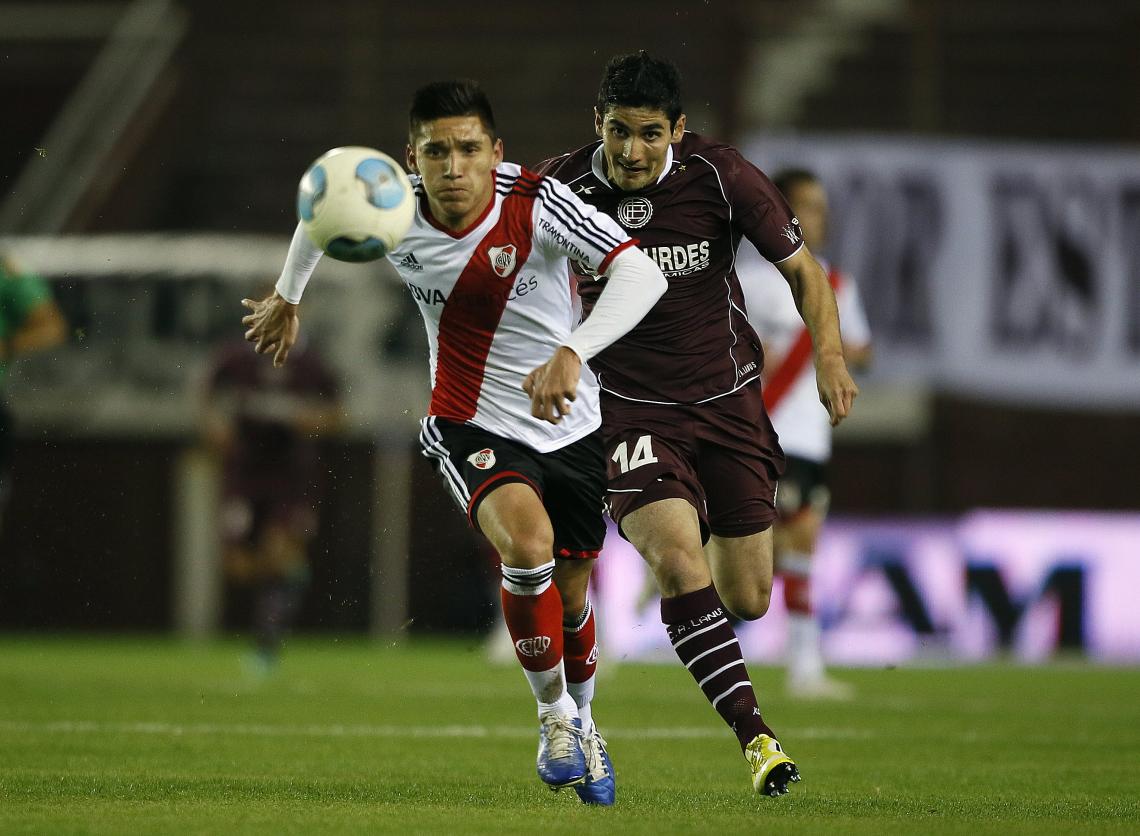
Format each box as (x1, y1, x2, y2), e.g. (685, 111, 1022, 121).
(487, 244, 518, 278)
(616, 197, 654, 229)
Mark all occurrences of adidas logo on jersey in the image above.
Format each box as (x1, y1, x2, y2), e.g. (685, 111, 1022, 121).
(515, 635, 552, 657)
(398, 252, 424, 271)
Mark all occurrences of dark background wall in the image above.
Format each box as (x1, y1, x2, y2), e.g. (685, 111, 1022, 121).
(3, 0, 1138, 632)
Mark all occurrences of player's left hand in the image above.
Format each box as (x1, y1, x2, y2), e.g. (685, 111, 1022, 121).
(241, 292, 299, 368)
(523, 346, 581, 424)
(815, 352, 859, 426)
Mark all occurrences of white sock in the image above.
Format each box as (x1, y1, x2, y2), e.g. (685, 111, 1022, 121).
(525, 660, 578, 718)
(567, 678, 595, 732)
(787, 613, 826, 681)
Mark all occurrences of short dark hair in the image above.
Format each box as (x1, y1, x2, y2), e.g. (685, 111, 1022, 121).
(772, 168, 820, 201)
(596, 51, 683, 126)
(409, 79, 497, 141)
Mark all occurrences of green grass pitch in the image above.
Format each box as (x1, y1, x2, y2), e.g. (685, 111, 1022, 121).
(1, 636, 1137, 834)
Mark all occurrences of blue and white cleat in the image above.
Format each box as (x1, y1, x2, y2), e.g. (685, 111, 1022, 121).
(574, 725, 615, 806)
(536, 714, 586, 789)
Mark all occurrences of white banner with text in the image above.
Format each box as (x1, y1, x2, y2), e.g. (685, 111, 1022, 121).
(740, 135, 1140, 409)
(596, 512, 1140, 665)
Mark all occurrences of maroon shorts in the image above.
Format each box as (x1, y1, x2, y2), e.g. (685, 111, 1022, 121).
(220, 484, 319, 548)
(601, 382, 785, 542)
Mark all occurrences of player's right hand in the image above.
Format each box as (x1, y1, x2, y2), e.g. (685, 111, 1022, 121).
(815, 352, 858, 426)
(241, 292, 300, 368)
(523, 346, 581, 424)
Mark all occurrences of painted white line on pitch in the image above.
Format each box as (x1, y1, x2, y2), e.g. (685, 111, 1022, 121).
(0, 720, 871, 741)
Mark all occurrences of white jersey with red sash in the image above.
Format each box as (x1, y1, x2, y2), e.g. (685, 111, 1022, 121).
(739, 255, 871, 463)
(388, 162, 636, 453)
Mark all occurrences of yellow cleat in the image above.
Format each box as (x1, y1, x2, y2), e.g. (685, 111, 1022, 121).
(745, 734, 801, 797)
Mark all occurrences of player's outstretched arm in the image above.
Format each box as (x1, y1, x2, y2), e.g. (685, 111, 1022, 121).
(775, 247, 859, 426)
(242, 223, 325, 368)
(524, 246, 666, 424)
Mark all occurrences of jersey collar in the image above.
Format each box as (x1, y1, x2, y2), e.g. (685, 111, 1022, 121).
(418, 170, 498, 239)
(590, 143, 675, 190)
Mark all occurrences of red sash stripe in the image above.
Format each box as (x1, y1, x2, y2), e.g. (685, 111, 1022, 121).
(762, 267, 843, 412)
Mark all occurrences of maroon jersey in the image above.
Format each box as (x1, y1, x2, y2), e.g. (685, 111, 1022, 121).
(536, 132, 803, 403)
(208, 339, 339, 487)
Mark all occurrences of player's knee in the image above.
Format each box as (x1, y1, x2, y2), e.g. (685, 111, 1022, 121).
(553, 562, 592, 616)
(722, 582, 772, 621)
(556, 583, 587, 621)
(643, 544, 708, 596)
(499, 526, 555, 570)
(782, 511, 822, 553)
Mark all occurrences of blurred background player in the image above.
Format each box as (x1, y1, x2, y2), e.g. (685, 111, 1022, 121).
(242, 80, 666, 803)
(201, 320, 342, 673)
(535, 52, 858, 797)
(0, 254, 67, 532)
(740, 168, 873, 699)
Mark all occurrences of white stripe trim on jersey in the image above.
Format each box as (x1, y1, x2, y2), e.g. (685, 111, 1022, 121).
(540, 179, 625, 248)
(539, 179, 625, 253)
(589, 145, 613, 188)
(698, 659, 746, 687)
(685, 638, 739, 669)
(656, 144, 674, 184)
(557, 170, 595, 191)
(495, 170, 523, 195)
(771, 240, 805, 264)
(722, 275, 742, 386)
(605, 487, 644, 493)
(711, 680, 753, 709)
(597, 372, 763, 407)
(419, 417, 470, 507)
(693, 150, 750, 391)
(682, 152, 754, 398)
(671, 617, 727, 650)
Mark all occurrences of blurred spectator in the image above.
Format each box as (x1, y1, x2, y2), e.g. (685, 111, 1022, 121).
(0, 254, 67, 531)
(201, 324, 342, 673)
(741, 169, 873, 699)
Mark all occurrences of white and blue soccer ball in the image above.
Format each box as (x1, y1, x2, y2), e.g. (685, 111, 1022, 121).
(297, 146, 415, 262)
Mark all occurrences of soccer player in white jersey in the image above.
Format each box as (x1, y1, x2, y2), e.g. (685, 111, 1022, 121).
(241, 80, 667, 805)
(739, 168, 872, 699)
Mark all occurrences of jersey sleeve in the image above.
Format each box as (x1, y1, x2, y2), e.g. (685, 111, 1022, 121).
(723, 150, 804, 264)
(534, 175, 636, 274)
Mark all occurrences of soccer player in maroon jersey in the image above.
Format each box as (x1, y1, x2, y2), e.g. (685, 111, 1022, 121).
(533, 52, 859, 796)
(202, 332, 342, 673)
(243, 80, 668, 804)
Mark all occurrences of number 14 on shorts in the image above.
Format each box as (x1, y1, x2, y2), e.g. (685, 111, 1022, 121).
(612, 434, 658, 473)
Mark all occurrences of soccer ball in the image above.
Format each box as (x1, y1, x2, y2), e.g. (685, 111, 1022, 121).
(297, 146, 416, 262)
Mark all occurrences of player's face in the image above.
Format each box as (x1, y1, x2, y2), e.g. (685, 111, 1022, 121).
(406, 115, 503, 231)
(785, 180, 829, 252)
(595, 106, 686, 192)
